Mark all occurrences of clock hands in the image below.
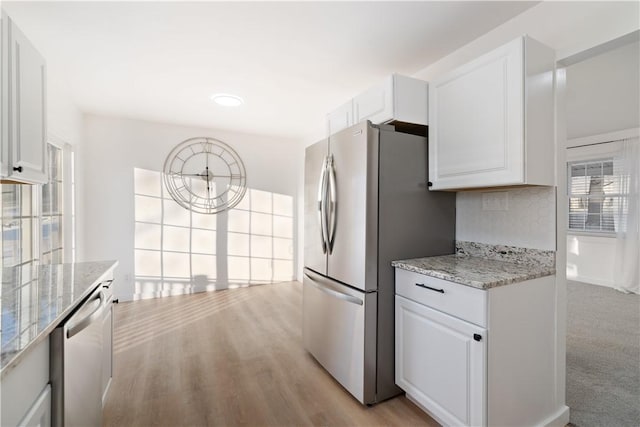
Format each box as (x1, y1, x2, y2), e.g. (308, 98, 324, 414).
(206, 166, 210, 201)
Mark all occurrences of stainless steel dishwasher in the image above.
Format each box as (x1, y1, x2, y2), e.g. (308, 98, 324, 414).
(51, 281, 113, 427)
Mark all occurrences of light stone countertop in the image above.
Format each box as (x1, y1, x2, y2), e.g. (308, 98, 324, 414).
(392, 254, 555, 290)
(1, 260, 118, 378)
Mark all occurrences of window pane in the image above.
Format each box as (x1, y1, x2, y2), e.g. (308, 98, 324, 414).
(586, 162, 602, 177)
(192, 228, 216, 254)
(228, 256, 250, 281)
(2, 186, 19, 217)
(20, 219, 33, 264)
(134, 168, 162, 197)
(163, 199, 190, 227)
(192, 254, 216, 279)
(50, 183, 61, 215)
(273, 193, 293, 217)
(570, 175, 589, 195)
(585, 214, 601, 230)
(251, 235, 272, 258)
(163, 226, 190, 252)
(228, 232, 249, 256)
(192, 212, 216, 230)
(570, 164, 585, 178)
(135, 222, 162, 250)
(251, 189, 272, 214)
(163, 252, 190, 278)
(42, 217, 51, 254)
(251, 212, 272, 236)
(228, 209, 250, 233)
(42, 183, 52, 216)
(135, 249, 161, 277)
(3, 219, 21, 266)
(273, 215, 293, 238)
(50, 216, 62, 250)
(135, 195, 162, 223)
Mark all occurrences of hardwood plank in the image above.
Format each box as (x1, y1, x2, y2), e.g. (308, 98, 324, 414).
(103, 282, 439, 427)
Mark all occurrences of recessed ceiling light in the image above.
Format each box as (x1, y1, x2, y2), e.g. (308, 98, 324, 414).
(210, 93, 244, 107)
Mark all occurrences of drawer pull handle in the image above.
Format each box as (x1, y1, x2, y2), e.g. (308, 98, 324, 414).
(415, 283, 445, 294)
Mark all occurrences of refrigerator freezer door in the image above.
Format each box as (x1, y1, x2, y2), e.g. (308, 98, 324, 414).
(304, 139, 329, 275)
(327, 122, 379, 292)
(302, 268, 377, 404)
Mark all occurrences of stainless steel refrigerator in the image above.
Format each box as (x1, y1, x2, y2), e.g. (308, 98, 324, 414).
(303, 121, 456, 405)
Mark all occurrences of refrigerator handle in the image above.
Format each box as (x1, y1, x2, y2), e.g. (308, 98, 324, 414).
(327, 155, 337, 253)
(304, 271, 363, 306)
(317, 156, 329, 253)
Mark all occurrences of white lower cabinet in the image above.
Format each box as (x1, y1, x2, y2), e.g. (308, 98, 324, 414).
(1, 338, 51, 427)
(396, 270, 565, 427)
(396, 295, 486, 427)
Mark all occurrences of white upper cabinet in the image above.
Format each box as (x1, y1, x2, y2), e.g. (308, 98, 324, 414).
(326, 99, 353, 137)
(428, 36, 555, 191)
(353, 74, 428, 126)
(1, 12, 47, 184)
(1, 12, 9, 177)
(326, 74, 428, 136)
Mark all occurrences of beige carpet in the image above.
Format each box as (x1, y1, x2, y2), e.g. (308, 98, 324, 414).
(567, 280, 640, 427)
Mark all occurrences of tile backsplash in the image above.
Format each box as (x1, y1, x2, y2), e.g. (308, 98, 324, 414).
(456, 187, 556, 251)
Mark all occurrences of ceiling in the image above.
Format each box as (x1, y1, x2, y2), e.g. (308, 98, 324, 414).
(3, 1, 539, 141)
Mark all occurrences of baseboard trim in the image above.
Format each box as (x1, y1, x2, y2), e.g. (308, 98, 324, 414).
(568, 274, 615, 289)
(540, 405, 570, 427)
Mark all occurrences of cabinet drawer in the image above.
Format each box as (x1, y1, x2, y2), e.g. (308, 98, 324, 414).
(395, 268, 487, 327)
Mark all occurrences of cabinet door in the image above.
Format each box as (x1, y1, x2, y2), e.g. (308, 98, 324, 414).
(327, 100, 353, 136)
(353, 75, 393, 124)
(396, 295, 486, 427)
(1, 12, 9, 177)
(101, 302, 113, 405)
(8, 19, 47, 184)
(429, 37, 524, 190)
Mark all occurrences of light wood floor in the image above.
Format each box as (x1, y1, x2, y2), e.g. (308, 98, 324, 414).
(103, 281, 439, 427)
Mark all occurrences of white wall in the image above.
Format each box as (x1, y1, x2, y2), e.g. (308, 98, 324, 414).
(567, 234, 617, 287)
(82, 114, 301, 301)
(566, 41, 640, 139)
(413, 1, 639, 81)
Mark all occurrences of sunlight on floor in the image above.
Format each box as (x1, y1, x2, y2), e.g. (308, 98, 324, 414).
(114, 288, 253, 354)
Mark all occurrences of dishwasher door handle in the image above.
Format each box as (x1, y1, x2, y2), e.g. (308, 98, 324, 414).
(67, 291, 105, 339)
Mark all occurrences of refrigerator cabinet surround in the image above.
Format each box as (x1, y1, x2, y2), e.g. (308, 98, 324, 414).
(302, 268, 377, 404)
(303, 121, 456, 405)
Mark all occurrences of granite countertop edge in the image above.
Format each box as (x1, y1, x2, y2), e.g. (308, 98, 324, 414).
(0, 260, 119, 379)
(391, 256, 556, 290)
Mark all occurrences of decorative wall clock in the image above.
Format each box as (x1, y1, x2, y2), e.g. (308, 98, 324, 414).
(163, 137, 247, 214)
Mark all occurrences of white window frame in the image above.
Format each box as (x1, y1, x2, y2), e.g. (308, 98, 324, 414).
(566, 128, 638, 237)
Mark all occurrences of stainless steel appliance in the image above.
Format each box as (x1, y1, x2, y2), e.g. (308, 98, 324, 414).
(303, 121, 455, 404)
(51, 281, 114, 427)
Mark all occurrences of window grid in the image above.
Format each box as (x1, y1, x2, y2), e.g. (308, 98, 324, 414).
(133, 168, 294, 294)
(567, 158, 627, 233)
(41, 144, 64, 264)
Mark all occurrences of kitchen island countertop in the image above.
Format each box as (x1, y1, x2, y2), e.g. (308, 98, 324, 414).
(1, 260, 118, 378)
